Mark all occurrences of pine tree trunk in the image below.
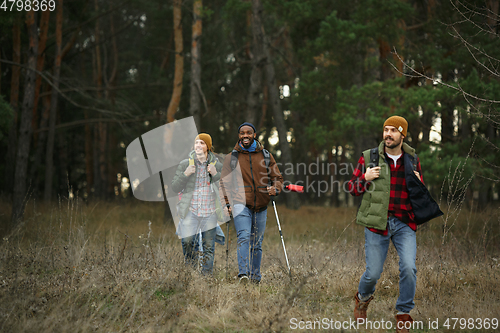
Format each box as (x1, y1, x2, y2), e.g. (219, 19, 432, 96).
(257, 85, 268, 130)
(30, 87, 51, 189)
(97, 122, 107, 198)
(189, 0, 202, 129)
(441, 100, 455, 144)
(106, 6, 119, 197)
(167, 0, 184, 123)
(251, 0, 299, 209)
(12, 10, 39, 225)
(29, 12, 51, 195)
(93, 0, 106, 198)
(32, 10, 51, 138)
(44, 0, 63, 202)
(486, 0, 499, 35)
(4, 20, 21, 195)
(84, 110, 94, 197)
(246, 0, 265, 126)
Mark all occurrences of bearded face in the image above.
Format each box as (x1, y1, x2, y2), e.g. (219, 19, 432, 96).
(383, 126, 403, 149)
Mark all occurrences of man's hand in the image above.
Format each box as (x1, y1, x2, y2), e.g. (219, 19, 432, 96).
(184, 165, 196, 177)
(413, 171, 422, 182)
(207, 164, 217, 176)
(365, 166, 381, 181)
(224, 206, 232, 216)
(267, 186, 277, 196)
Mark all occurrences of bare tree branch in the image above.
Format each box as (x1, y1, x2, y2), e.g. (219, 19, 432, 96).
(390, 48, 500, 105)
(34, 115, 162, 133)
(447, 26, 500, 77)
(0, 58, 133, 117)
(38, 81, 168, 97)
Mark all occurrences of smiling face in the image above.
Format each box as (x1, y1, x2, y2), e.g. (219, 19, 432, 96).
(238, 125, 256, 148)
(383, 125, 404, 149)
(194, 139, 208, 157)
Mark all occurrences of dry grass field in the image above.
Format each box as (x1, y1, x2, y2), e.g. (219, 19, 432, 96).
(0, 198, 499, 332)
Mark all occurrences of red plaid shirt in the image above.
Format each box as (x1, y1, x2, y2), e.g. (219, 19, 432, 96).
(348, 151, 424, 235)
(190, 158, 216, 217)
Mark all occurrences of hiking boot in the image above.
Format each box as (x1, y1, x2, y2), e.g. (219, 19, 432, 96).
(395, 313, 414, 333)
(250, 278, 260, 285)
(238, 275, 249, 285)
(354, 292, 373, 320)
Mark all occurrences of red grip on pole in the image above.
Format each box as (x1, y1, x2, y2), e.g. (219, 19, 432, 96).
(286, 184, 304, 193)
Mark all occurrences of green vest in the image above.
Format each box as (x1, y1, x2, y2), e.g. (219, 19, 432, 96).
(356, 142, 415, 230)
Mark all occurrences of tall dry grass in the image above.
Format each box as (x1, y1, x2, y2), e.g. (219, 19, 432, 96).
(0, 198, 499, 332)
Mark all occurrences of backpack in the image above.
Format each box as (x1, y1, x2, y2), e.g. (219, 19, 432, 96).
(184, 155, 225, 221)
(367, 146, 443, 224)
(368, 147, 417, 171)
(177, 155, 219, 215)
(230, 149, 271, 186)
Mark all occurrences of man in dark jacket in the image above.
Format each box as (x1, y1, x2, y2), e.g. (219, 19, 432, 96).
(171, 133, 225, 275)
(348, 116, 423, 333)
(221, 122, 283, 284)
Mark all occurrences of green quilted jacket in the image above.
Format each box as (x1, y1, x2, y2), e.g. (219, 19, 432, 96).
(171, 150, 224, 221)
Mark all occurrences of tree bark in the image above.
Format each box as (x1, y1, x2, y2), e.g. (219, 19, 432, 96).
(30, 90, 51, 189)
(44, 0, 63, 202)
(257, 85, 268, 131)
(93, 0, 106, 199)
(246, 0, 265, 126)
(160, 33, 173, 72)
(167, 0, 184, 123)
(189, 0, 202, 129)
(486, 0, 499, 35)
(4, 20, 21, 195)
(12, 10, 39, 225)
(106, 6, 119, 197)
(440, 100, 455, 144)
(33, 10, 51, 137)
(251, 0, 299, 209)
(84, 110, 94, 197)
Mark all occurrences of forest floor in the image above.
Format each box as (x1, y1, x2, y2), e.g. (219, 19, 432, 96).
(0, 199, 499, 332)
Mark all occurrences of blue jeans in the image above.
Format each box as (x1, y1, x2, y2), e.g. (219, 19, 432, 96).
(358, 216, 417, 313)
(180, 212, 217, 274)
(233, 204, 267, 282)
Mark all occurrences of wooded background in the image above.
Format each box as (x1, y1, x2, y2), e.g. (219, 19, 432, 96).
(0, 0, 499, 227)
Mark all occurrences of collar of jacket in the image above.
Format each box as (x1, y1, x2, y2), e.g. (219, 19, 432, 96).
(234, 140, 264, 153)
(188, 150, 215, 164)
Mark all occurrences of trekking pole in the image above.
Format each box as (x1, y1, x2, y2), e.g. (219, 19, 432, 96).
(271, 197, 292, 278)
(225, 206, 231, 281)
(226, 218, 229, 280)
(271, 184, 303, 279)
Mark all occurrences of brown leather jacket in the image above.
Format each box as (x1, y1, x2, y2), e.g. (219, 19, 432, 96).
(220, 140, 283, 212)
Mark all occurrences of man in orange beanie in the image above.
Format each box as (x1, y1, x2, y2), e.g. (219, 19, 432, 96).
(171, 133, 225, 275)
(348, 115, 424, 333)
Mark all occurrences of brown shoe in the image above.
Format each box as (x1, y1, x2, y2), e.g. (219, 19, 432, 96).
(354, 293, 373, 320)
(395, 313, 414, 333)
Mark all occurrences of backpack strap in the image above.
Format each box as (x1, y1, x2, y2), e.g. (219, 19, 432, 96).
(230, 149, 239, 170)
(209, 153, 217, 167)
(208, 155, 217, 182)
(262, 149, 271, 186)
(368, 147, 379, 168)
(231, 148, 272, 186)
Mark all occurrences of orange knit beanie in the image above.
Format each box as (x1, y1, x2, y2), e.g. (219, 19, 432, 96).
(383, 116, 408, 137)
(195, 133, 213, 151)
